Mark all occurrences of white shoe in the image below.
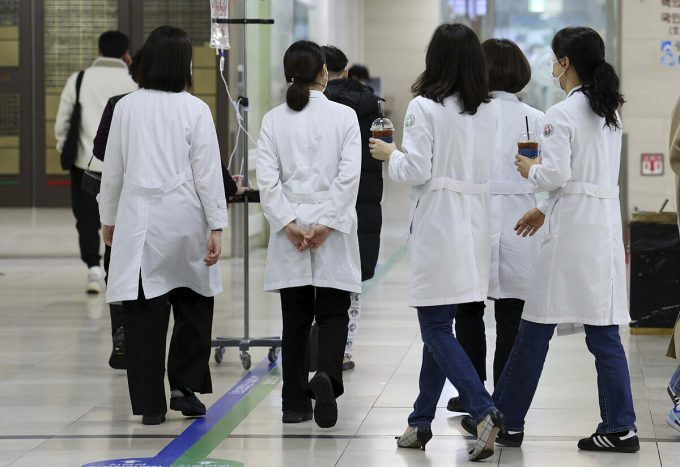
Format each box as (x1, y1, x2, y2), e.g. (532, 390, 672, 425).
(86, 266, 104, 294)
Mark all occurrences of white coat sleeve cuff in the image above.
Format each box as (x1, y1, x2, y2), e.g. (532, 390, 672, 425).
(536, 197, 550, 215)
(318, 215, 352, 235)
(204, 198, 229, 230)
(269, 214, 297, 234)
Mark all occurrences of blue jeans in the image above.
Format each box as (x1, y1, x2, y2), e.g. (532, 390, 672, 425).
(408, 305, 496, 427)
(493, 319, 637, 433)
(671, 365, 680, 397)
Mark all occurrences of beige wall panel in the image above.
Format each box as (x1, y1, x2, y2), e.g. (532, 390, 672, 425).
(0, 26, 18, 40)
(0, 40, 19, 67)
(622, 1, 680, 215)
(45, 148, 67, 175)
(194, 45, 217, 68)
(193, 68, 216, 95)
(0, 136, 19, 148)
(0, 148, 20, 175)
(45, 126, 57, 150)
(45, 94, 61, 121)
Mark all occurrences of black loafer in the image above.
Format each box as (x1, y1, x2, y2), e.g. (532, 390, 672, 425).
(142, 413, 165, 425)
(170, 391, 206, 417)
(342, 360, 355, 371)
(282, 410, 313, 423)
(447, 396, 466, 413)
(309, 372, 337, 428)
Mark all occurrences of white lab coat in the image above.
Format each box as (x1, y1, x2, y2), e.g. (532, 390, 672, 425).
(488, 91, 544, 301)
(99, 90, 229, 303)
(523, 87, 629, 325)
(388, 95, 498, 307)
(257, 90, 362, 293)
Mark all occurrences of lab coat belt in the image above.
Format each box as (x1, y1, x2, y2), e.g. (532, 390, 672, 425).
(124, 168, 193, 196)
(489, 182, 533, 195)
(283, 190, 329, 204)
(563, 182, 619, 199)
(427, 177, 489, 195)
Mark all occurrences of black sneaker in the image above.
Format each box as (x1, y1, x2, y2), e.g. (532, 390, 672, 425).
(447, 396, 467, 413)
(577, 431, 640, 453)
(108, 326, 126, 370)
(309, 372, 337, 428)
(461, 415, 523, 448)
(170, 389, 206, 417)
(282, 410, 313, 423)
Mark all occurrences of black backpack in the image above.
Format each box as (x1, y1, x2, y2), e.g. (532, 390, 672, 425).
(59, 70, 85, 170)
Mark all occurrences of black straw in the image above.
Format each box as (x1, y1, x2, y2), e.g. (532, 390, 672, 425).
(525, 116, 530, 140)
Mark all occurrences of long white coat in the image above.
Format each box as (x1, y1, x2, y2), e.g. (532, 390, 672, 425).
(524, 87, 629, 325)
(488, 91, 544, 300)
(99, 90, 229, 303)
(256, 90, 362, 293)
(388, 95, 498, 307)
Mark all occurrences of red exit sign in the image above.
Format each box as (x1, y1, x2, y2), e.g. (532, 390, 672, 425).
(641, 153, 664, 176)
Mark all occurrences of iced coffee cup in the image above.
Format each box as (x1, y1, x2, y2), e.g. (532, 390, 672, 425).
(370, 101, 394, 143)
(517, 131, 539, 159)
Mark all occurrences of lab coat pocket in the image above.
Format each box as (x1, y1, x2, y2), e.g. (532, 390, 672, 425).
(546, 198, 560, 237)
(408, 198, 421, 238)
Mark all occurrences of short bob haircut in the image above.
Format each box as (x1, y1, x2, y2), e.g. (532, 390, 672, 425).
(98, 30, 129, 59)
(138, 25, 192, 92)
(482, 39, 531, 93)
(411, 23, 489, 114)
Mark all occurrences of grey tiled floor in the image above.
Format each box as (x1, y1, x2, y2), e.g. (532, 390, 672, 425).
(0, 177, 679, 466)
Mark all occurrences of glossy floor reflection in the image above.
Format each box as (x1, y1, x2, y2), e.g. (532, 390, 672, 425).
(1, 177, 679, 466)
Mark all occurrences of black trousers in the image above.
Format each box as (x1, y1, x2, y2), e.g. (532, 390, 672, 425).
(123, 283, 214, 415)
(103, 245, 124, 333)
(280, 286, 350, 412)
(70, 167, 101, 268)
(455, 299, 524, 385)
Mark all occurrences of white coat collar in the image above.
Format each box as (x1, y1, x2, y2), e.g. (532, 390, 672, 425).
(567, 85, 583, 98)
(91, 56, 129, 70)
(491, 91, 519, 102)
(309, 90, 327, 99)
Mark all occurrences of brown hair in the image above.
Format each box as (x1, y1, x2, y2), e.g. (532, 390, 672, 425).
(482, 39, 531, 94)
(411, 23, 490, 115)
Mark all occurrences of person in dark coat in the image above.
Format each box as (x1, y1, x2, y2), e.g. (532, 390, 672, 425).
(322, 46, 383, 370)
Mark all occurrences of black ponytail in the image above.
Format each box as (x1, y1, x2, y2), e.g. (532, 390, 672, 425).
(552, 27, 624, 130)
(283, 41, 325, 111)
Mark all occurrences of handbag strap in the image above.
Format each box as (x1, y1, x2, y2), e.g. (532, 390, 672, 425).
(74, 70, 84, 103)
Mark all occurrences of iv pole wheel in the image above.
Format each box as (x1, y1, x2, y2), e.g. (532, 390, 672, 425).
(214, 347, 225, 363)
(240, 351, 252, 369)
(268, 347, 279, 362)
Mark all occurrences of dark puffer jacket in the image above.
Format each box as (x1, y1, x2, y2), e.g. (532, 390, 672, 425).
(325, 78, 383, 281)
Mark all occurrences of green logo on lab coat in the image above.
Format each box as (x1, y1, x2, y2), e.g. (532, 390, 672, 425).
(405, 114, 415, 128)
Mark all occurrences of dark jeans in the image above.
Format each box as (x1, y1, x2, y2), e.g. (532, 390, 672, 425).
(280, 286, 350, 413)
(123, 283, 214, 415)
(70, 167, 101, 268)
(671, 364, 680, 396)
(455, 299, 524, 385)
(493, 319, 637, 433)
(408, 305, 496, 426)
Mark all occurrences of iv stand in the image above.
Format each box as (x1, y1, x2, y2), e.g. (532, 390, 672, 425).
(211, 6, 279, 370)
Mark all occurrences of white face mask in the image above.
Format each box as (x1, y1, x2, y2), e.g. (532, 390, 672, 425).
(551, 58, 565, 90)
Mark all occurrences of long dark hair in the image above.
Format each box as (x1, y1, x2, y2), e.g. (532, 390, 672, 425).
(552, 27, 624, 129)
(411, 23, 490, 114)
(283, 41, 325, 111)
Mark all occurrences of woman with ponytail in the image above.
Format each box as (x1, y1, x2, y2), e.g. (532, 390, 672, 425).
(256, 41, 362, 428)
(493, 27, 639, 453)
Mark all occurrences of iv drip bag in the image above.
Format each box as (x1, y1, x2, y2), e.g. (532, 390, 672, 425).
(210, 0, 231, 50)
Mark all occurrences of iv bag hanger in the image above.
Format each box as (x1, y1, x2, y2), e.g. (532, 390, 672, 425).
(211, 1, 278, 370)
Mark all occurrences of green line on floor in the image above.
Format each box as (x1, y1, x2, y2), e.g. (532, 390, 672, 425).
(0, 180, 19, 186)
(172, 366, 282, 466)
(361, 244, 407, 297)
(170, 243, 407, 466)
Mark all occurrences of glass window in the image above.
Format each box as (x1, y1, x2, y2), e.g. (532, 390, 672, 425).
(440, 0, 620, 111)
